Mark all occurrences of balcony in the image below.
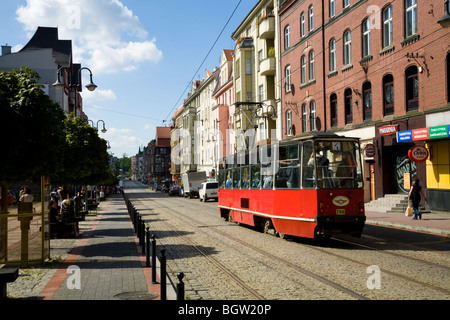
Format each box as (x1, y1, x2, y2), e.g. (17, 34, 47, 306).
(259, 16, 275, 39)
(259, 57, 276, 76)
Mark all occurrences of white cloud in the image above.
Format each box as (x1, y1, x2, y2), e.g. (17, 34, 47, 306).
(16, 0, 163, 74)
(102, 127, 145, 157)
(83, 88, 117, 102)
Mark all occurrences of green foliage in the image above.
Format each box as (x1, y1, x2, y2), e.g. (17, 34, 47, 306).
(0, 67, 116, 186)
(0, 67, 66, 181)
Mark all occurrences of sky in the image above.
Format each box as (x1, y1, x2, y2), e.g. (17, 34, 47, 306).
(0, 0, 258, 158)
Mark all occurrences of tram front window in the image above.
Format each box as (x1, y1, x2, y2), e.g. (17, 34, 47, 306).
(308, 140, 363, 189)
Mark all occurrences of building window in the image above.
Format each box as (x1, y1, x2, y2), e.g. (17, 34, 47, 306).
(285, 65, 291, 92)
(301, 55, 306, 84)
(383, 74, 394, 115)
(310, 101, 316, 131)
(300, 12, 305, 37)
(383, 5, 393, 48)
(362, 18, 371, 57)
(406, 65, 419, 110)
(259, 84, 264, 102)
(330, 0, 335, 18)
(345, 88, 353, 124)
(286, 110, 292, 136)
(343, 30, 352, 65)
(246, 58, 252, 74)
(329, 38, 336, 72)
(363, 81, 372, 120)
(343, 0, 350, 8)
(302, 103, 307, 132)
(308, 5, 314, 31)
(330, 93, 337, 127)
(405, 0, 417, 38)
(309, 50, 315, 81)
(284, 25, 291, 50)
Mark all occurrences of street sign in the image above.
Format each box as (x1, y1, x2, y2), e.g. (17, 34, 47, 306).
(408, 145, 429, 162)
(364, 143, 376, 158)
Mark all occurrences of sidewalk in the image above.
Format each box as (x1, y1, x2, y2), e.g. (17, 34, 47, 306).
(7, 193, 175, 300)
(365, 209, 450, 236)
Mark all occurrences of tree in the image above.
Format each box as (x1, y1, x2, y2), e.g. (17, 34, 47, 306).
(0, 67, 66, 182)
(52, 113, 115, 186)
(0, 67, 116, 188)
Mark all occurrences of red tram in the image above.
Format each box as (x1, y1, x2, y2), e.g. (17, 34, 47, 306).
(218, 133, 365, 239)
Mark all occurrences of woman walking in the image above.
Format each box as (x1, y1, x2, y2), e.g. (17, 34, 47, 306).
(408, 179, 427, 220)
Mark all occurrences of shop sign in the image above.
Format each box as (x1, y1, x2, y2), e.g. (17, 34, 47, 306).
(429, 124, 450, 139)
(412, 128, 429, 141)
(378, 124, 398, 135)
(396, 130, 412, 142)
(408, 145, 429, 162)
(364, 143, 376, 158)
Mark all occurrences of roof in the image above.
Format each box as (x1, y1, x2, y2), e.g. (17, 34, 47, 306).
(20, 26, 72, 67)
(156, 127, 171, 147)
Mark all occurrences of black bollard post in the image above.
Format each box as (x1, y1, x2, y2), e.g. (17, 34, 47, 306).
(161, 249, 166, 301)
(151, 234, 157, 284)
(141, 220, 145, 254)
(146, 227, 150, 267)
(177, 272, 185, 301)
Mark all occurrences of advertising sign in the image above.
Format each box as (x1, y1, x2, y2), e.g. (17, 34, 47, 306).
(364, 143, 376, 158)
(378, 125, 398, 135)
(429, 125, 449, 139)
(412, 128, 429, 141)
(408, 145, 429, 162)
(396, 130, 412, 142)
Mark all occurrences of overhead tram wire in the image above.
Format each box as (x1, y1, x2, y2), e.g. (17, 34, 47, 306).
(163, 0, 244, 122)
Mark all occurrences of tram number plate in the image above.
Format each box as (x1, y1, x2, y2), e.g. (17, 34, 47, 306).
(336, 209, 346, 215)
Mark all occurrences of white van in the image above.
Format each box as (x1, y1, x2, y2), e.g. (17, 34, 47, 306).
(199, 181, 219, 202)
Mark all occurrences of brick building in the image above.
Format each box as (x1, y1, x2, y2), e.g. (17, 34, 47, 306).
(279, 0, 450, 209)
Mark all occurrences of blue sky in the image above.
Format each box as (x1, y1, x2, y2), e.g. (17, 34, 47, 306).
(0, 0, 258, 157)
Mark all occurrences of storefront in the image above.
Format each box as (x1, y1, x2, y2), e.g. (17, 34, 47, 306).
(396, 121, 450, 212)
(373, 115, 427, 199)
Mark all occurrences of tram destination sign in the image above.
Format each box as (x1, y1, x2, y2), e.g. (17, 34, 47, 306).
(396, 124, 450, 143)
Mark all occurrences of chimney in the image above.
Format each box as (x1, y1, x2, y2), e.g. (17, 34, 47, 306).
(2, 45, 11, 56)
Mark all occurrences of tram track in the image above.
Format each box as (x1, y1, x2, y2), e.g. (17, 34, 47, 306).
(130, 191, 370, 300)
(128, 186, 450, 299)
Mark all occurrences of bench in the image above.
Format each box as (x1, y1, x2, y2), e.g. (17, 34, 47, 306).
(87, 200, 99, 211)
(50, 221, 79, 238)
(0, 267, 19, 299)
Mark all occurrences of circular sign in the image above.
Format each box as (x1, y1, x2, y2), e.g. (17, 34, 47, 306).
(364, 143, 376, 158)
(408, 145, 429, 162)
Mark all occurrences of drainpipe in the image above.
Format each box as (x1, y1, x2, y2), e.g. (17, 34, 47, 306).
(321, 0, 327, 132)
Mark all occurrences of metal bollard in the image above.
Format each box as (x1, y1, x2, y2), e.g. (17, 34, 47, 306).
(160, 249, 166, 301)
(141, 220, 145, 254)
(151, 234, 157, 284)
(177, 272, 185, 301)
(146, 227, 150, 267)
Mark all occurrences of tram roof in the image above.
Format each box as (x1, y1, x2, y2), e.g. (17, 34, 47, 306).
(281, 131, 361, 143)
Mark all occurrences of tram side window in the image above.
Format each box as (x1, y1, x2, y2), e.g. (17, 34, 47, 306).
(250, 164, 261, 189)
(218, 170, 226, 189)
(241, 166, 250, 189)
(276, 144, 300, 189)
(232, 168, 240, 188)
(302, 141, 316, 188)
(225, 169, 233, 188)
(261, 163, 273, 189)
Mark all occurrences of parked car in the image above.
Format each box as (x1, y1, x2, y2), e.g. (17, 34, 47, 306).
(168, 186, 180, 196)
(199, 181, 219, 202)
(8, 190, 17, 205)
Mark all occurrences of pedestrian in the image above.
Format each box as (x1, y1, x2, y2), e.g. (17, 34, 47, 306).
(19, 187, 33, 203)
(408, 179, 427, 220)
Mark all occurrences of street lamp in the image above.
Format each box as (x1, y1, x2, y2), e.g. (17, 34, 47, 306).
(53, 66, 97, 92)
(88, 119, 107, 133)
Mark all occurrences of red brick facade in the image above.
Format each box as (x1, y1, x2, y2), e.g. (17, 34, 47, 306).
(279, 0, 450, 207)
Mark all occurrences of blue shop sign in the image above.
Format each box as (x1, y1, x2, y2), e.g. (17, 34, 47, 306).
(396, 130, 412, 142)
